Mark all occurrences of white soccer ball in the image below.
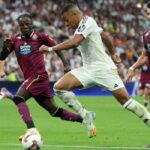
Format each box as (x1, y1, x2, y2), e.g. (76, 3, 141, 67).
(21, 132, 43, 150)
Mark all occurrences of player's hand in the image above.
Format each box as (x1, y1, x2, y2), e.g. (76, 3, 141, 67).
(126, 67, 134, 82)
(0, 71, 5, 78)
(111, 54, 121, 64)
(39, 45, 50, 53)
(3, 39, 12, 51)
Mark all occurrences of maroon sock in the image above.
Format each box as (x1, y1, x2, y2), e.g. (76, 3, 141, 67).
(61, 109, 83, 123)
(17, 102, 35, 128)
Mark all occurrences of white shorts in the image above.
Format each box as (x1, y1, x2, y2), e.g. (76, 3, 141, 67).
(70, 67, 124, 91)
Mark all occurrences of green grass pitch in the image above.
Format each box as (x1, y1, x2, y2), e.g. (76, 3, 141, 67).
(0, 96, 150, 150)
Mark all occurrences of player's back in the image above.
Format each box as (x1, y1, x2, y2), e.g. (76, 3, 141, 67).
(11, 32, 50, 79)
(75, 16, 116, 73)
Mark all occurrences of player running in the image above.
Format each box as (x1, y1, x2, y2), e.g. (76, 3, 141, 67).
(39, 3, 150, 133)
(0, 13, 95, 139)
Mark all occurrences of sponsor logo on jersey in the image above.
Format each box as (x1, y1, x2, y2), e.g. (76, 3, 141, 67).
(19, 43, 32, 55)
(78, 25, 86, 32)
(113, 84, 118, 88)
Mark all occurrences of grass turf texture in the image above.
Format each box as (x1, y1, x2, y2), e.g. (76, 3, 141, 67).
(0, 96, 150, 150)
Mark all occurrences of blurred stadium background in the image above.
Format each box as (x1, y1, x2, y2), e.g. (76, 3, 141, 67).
(1, 0, 150, 150)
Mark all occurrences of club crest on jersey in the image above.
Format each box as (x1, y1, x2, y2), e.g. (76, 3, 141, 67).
(78, 25, 85, 32)
(20, 43, 32, 55)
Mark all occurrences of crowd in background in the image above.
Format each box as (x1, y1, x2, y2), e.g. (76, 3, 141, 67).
(0, 0, 149, 82)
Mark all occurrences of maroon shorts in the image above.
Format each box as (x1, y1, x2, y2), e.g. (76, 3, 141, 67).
(139, 81, 150, 90)
(21, 74, 53, 99)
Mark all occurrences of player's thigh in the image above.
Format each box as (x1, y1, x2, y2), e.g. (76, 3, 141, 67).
(94, 70, 130, 105)
(54, 68, 94, 90)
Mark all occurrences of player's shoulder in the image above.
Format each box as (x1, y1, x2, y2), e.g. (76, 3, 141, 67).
(35, 32, 51, 39)
(11, 33, 22, 41)
(81, 16, 95, 25)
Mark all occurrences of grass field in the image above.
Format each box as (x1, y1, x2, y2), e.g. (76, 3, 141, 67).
(0, 96, 150, 150)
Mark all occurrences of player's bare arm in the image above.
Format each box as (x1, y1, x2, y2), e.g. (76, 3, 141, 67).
(39, 34, 84, 52)
(55, 51, 71, 73)
(126, 48, 148, 82)
(101, 31, 121, 64)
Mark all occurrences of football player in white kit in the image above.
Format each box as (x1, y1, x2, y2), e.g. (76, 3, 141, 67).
(39, 3, 150, 137)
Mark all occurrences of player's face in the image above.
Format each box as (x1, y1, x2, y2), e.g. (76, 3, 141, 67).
(63, 11, 79, 29)
(18, 17, 33, 37)
(147, 8, 150, 21)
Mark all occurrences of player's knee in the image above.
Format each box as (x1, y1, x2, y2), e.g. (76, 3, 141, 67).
(54, 82, 64, 91)
(13, 96, 25, 105)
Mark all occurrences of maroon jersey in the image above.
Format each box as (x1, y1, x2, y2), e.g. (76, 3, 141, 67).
(140, 61, 150, 84)
(143, 28, 150, 62)
(10, 32, 56, 79)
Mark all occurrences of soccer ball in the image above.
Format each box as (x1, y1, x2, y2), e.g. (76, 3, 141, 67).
(21, 132, 43, 150)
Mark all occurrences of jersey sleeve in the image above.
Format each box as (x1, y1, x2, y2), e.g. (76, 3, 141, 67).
(40, 32, 56, 46)
(74, 17, 98, 38)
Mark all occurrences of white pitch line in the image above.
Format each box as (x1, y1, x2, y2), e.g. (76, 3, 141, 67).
(0, 143, 149, 150)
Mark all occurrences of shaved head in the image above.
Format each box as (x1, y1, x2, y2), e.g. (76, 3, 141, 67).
(61, 3, 80, 14)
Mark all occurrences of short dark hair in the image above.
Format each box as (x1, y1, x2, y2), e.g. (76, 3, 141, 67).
(147, 2, 150, 8)
(61, 3, 77, 14)
(17, 13, 33, 22)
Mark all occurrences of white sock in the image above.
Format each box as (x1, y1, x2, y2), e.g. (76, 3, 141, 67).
(54, 89, 87, 118)
(123, 98, 150, 126)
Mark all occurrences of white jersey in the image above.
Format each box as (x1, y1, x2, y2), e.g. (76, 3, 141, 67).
(74, 16, 117, 74)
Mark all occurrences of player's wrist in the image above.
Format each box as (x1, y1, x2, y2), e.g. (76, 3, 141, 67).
(48, 47, 53, 52)
(129, 66, 134, 71)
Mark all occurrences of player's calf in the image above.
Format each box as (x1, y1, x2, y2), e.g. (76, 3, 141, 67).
(124, 98, 150, 126)
(54, 89, 87, 118)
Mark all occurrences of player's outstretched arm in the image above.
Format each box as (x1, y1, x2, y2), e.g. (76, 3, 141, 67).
(39, 34, 84, 52)
(126, 48, 147, 82)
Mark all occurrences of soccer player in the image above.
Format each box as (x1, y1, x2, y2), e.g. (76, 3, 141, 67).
(138, 61, 150, 108)
(0, 13, 95, 139)
(39, 3, 150, 132)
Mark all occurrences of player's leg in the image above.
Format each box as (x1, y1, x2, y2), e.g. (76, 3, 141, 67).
(13, 87, 35, 129)
(13, 87, 40, 141)
(34, 96, 83, 123)
(143, 87, 149, 108)
(95, 69, 150, 126)
(54, 73, 87, 117)
(54, 69, 96, 137)
(112, 87, 150, 126)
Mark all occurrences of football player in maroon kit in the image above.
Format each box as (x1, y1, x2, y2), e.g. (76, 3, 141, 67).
(138, 61, 150, 108)
(0, 14, 94, 140)
(127, 2, 150, 83)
